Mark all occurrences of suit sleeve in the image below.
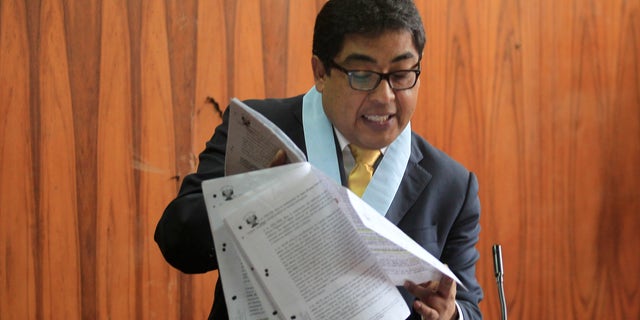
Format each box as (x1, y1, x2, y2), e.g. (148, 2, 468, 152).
(153, 108, 231, 274)
(444, 172, 483, 319)
(154, 96, 304, 275)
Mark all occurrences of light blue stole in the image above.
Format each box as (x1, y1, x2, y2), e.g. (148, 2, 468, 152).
(302, 87, 411, 216)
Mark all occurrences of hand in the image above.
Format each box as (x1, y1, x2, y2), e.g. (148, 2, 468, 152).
(269, 149, 288, 167)
(404, 276, 458, 320)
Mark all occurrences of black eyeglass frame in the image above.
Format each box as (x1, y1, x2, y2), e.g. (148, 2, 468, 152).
(328, 60, 421, 91)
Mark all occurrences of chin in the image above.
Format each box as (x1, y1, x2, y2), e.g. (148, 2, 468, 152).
(365, 138, 395, 149)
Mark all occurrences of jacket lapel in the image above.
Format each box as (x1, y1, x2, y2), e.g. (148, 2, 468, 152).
(385, 142, 432, 225)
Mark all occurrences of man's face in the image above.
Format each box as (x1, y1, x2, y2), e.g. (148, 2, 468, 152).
(313, 30, 421, 149)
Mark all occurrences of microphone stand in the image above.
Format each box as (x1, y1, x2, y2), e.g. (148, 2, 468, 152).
(492, 244, 507, 320)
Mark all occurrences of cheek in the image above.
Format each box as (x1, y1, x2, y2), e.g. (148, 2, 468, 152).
(326, 89, 357, 117)
(321, 92, 344, 125)
(398, 93, 418, 121)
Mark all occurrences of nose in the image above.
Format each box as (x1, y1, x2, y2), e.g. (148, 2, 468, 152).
(368, 78, 395, 104)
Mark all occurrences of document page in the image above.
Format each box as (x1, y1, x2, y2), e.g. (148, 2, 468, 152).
(223, 163, 410, 320)
(203, 165, 303, 319)
(204, 162, 466, 319)
(225, 98, 306, 175)
(345, 192, 465, 289)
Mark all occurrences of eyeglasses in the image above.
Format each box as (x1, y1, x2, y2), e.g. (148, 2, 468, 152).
(329, 60, 421, 91)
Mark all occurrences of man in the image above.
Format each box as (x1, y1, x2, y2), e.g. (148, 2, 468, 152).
(154, 0, 483, 319)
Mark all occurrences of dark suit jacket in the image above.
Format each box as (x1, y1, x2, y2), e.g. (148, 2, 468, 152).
(155, 94, 483, 319)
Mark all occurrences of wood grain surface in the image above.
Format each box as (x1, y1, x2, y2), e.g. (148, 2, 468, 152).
(1, 0, 638, 319)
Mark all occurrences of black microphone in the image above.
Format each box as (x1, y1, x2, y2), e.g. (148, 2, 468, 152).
(492, 244, 507, 320)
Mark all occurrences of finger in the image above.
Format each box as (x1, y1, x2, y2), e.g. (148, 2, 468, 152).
(404, 280, 431, 298)
(413, 299, 439, 320)
(436, 276, 455, 298)
(269, 149, 287, 167)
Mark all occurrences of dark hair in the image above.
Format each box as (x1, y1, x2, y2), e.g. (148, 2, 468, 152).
(312, 0, 426, 72)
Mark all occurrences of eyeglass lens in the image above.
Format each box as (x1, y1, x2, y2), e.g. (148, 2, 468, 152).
(349, 70, 418, 91)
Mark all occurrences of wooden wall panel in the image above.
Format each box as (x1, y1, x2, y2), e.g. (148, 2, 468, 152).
(38, 0, 82, 318)
(416, 0, 640, 319)
(96, 0, 136, 319)
(0, 0, 36, 319)
(0, 0, 638, 319)
(139, 1, 180, 318)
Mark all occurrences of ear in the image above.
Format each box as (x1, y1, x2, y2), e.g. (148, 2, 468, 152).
(311, 55, 327, 92)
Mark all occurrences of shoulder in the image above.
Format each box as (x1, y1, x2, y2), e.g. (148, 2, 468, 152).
(410, 132, 471, 178)
(243, 95, 304, 114)
(240, 95, 304, 127)
(408, 132, 477, 200)
(238, 94, 306, 150)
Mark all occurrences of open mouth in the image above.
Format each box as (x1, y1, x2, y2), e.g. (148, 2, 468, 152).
(363, 114, 392, 123)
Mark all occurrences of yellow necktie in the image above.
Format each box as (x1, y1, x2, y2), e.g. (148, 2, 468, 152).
(348, 144, 381, 197)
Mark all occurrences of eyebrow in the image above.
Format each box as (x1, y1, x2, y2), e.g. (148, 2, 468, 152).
(342, 52, 417, 64)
